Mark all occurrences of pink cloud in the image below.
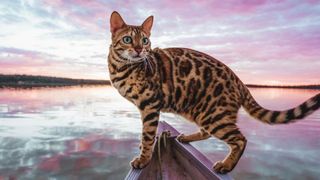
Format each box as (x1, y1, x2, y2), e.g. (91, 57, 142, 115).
(1, 0, 319, 85)
(0, 47, 107, 80)
(40, 0, 112, 32)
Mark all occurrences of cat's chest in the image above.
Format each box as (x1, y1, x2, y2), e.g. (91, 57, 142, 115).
(111, 78, 127, 96)
(110, 72, 145, 99)
(110, 74, 130, 96)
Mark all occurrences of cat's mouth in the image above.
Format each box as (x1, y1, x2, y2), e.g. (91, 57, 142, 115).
(120, 51, 146, 62)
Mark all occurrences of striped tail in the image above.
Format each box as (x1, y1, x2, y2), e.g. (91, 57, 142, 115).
(242, 87, 320, 124)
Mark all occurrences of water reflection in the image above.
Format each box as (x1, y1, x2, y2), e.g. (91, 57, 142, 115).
(191, 88, 320, 180)
(0, 86, 319, 179)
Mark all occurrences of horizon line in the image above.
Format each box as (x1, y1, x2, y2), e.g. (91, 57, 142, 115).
(1, 74, 319, 88)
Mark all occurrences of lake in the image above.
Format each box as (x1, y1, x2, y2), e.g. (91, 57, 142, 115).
(0, 86, 319, 180)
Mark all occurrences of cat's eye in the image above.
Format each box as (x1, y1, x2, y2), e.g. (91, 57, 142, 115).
(142, 37, 149, 45)
(123, 36, 132, 44)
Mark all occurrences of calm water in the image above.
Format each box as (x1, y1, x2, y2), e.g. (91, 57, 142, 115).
(0, 86, 319, 180)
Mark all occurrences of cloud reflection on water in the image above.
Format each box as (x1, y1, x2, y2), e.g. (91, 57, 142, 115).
(0, 86, 319, 179)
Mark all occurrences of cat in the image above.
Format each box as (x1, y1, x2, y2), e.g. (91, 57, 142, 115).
(107, 11, 320, 174)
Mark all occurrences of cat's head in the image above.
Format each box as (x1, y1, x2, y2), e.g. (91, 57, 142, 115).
(109, 11, 153, 62)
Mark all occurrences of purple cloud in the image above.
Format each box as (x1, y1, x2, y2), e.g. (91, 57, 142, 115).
(0, 0, 319, 85)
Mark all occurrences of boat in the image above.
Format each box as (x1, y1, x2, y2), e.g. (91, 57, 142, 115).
(125, 121, 233, 180)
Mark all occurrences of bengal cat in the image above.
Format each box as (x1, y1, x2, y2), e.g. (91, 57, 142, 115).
(107, 11, 320, 174)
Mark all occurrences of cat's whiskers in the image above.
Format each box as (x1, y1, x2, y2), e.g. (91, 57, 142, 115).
(120, 51, 148, 66)
(128, 56, 133, 65)
(143, 59, 148, 72)
(145, 56, 153, 74)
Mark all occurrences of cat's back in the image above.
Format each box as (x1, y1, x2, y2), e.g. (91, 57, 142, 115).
(160, 47, 230, 70)
(155, 47, 238, 81)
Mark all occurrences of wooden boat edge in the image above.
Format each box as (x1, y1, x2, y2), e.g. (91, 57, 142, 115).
(125, 121, 233, 180)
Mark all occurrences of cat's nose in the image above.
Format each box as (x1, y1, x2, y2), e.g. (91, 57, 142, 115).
(134, 48, 143, 54)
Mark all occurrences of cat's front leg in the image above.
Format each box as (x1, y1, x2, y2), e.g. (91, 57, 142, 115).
(131, 110, 159, 169)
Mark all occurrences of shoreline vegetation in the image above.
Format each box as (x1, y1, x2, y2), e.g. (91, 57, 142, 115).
(0, 74, 110, 88)
(246, 84, 320, 90)
(0, 74, 319, 89)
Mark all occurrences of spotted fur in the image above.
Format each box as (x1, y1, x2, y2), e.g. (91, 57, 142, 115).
(108, 11, 320, 173)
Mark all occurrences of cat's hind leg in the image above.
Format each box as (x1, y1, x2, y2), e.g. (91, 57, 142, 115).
(177, 129, 210, 143)
(202, 113, 247, 174)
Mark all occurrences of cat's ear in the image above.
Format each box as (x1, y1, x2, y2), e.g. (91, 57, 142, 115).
(110, 11, 126, 34)
(141, 15, 153, 36)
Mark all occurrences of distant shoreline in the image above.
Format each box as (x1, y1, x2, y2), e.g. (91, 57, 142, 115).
(246, 84, 320, 90)
(0, 74, 319, 90)
(0, 74, 110, 88)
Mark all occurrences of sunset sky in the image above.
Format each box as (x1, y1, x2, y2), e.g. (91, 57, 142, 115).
(0, 0, 319, 85)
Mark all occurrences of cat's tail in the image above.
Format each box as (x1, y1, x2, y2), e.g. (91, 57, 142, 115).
(241, 86, 320, 124)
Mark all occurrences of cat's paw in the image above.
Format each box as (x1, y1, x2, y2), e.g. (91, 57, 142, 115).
(213, 161, 233, 174)
(130, 156, 150, 169)
(177, 134, 188, 143)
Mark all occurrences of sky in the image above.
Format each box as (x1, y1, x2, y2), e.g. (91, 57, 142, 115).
(0, 0, 319, 85)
